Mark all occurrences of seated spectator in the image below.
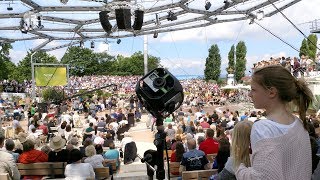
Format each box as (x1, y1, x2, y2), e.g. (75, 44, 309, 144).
(103, 133, 114, 147)
(94, 132, 105, 145)
(65, 149, 95, 179)
(0, 134, 20, 180)
(64, 125, 74, 142)
(179, 139, 210, 174)
(5, 139, 20, 163)
(170, 142, 185, 175)
(214, 138, 231, 172)
(48, 136, 69, 162)
(84, 145, 106, 168)
(18, 140, 48, 179)
(80, 138, 93, 157)
(104, 142, 120, 169)
(200, 118, 210, 129)
(199, 128, 219, 155)
(214, 121, 253, 180)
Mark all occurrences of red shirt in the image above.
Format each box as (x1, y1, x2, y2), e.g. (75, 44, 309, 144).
(200, 122, 210, 129)
(199, 137, 219, 155)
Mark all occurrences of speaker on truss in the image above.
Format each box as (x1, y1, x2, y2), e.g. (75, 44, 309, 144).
(99, 11, 112, 33)
(132, 10, 144, 30)
(115, 8, 132, 30)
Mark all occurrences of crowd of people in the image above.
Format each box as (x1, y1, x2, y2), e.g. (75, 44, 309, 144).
(0, 64, 319, 179)
(252, 54, 320, 78)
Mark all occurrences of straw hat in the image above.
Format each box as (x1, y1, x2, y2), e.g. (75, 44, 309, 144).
(18, 132, 28, 144)
(50, 136, 66, 150)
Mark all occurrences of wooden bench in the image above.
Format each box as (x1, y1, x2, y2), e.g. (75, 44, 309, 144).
(17, 162, 66, 178)
(182, 169, 218, 180)
(169, 162, 180, 177)
(0, 173, 9, 180)
(94, 167, 110, 180)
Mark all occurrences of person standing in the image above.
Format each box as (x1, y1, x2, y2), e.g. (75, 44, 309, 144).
(236, 65, 313, 180)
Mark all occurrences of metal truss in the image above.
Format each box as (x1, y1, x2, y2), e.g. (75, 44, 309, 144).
(0, 0, 301, 52)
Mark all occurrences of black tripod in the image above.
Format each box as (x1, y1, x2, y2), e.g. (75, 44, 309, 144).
(142, 118, 170, 180)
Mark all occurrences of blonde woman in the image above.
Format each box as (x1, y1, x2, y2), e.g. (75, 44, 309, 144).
(213, 120, 253, 180)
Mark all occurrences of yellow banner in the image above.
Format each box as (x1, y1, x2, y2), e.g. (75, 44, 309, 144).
(35, 66, 67, 86)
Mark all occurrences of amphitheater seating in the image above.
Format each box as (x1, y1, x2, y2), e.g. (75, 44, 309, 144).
(17, 162, 66, 178)
(182, 169, 218, 180)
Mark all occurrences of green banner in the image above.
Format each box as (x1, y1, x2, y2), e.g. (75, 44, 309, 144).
(35, 66, 67, 86)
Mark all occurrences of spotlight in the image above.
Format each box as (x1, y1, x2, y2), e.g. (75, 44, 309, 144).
(249, 18, 255, 25)
(224, 0, 230, 9)
(80, 41, 84, 48)
(167, 11, 177, 21)
(20, 19, 28, 34)
(60, 0, 68, 4)
(205, 1, 211, 10)
(37, 16, 44, 29)
(117, 39, 121, 44)
(90, 41, 95, 48)
(7, 5, 13, 11)
(153, 31, 158, 38)
(257, 10, 264, 20)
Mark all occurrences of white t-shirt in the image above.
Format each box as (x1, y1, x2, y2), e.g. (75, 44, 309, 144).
(251, 118, 298, 150)
(65, 163, 95, 180)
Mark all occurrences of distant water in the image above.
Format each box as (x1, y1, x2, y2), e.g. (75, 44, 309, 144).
(175, 75, 204, 80)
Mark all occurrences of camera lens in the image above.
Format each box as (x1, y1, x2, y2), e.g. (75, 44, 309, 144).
(153, 77, 165, 88)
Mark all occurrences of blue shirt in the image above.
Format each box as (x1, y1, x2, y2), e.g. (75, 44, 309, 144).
(104, 149, 120, 167)
(181, 149, 209, 171)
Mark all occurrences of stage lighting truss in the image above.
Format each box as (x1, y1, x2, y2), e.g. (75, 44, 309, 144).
(0, 0, 301, 52)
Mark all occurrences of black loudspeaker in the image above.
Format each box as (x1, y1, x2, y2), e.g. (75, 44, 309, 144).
(115, 9, 132, 30)
(135, 68, 184, 121)
(99, 11, 112, 33)
(132, 10, 144, 30)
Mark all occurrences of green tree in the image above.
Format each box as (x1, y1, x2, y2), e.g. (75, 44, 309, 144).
(61, 46, 99, 76)
(227, 45, 235, 72)
(42, 87, 65, 103)
(299, 39, 309, 58)
(235, 41, 247, 82)
(95, 52, 116, 75)
(0, 43, 13, 80)
(204, 44, 221, 81)
(307, 34, 318, 60)
(112, 51, 160, 75)
(16, 51, 58, 81)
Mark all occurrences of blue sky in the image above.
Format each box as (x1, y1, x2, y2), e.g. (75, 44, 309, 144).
(3, 0, 320, 76)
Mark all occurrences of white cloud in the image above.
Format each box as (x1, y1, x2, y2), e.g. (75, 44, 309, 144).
(159, 1, 320, 43)
(9, 49, 27, 65)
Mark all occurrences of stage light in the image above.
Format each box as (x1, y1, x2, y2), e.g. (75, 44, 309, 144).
(257, 10, 264, 20)
(90, 41, 95, 48)
(224, 0, 230, 9)
(80, 41, 84, 48)
(153, 31, 158, 38)
(7, 4, 13, 11)
(167, 11, 177, 21)
(205, 1, 211, 10)
(60, 0, 68, 4)
(19, 19, 28, 34)
(37, 16, 44, 29)
(249, 18, 254, 25)
(117, 39, 121, 44)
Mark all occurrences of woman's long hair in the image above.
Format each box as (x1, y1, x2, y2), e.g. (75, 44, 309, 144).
(231, 120, 253, 170)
